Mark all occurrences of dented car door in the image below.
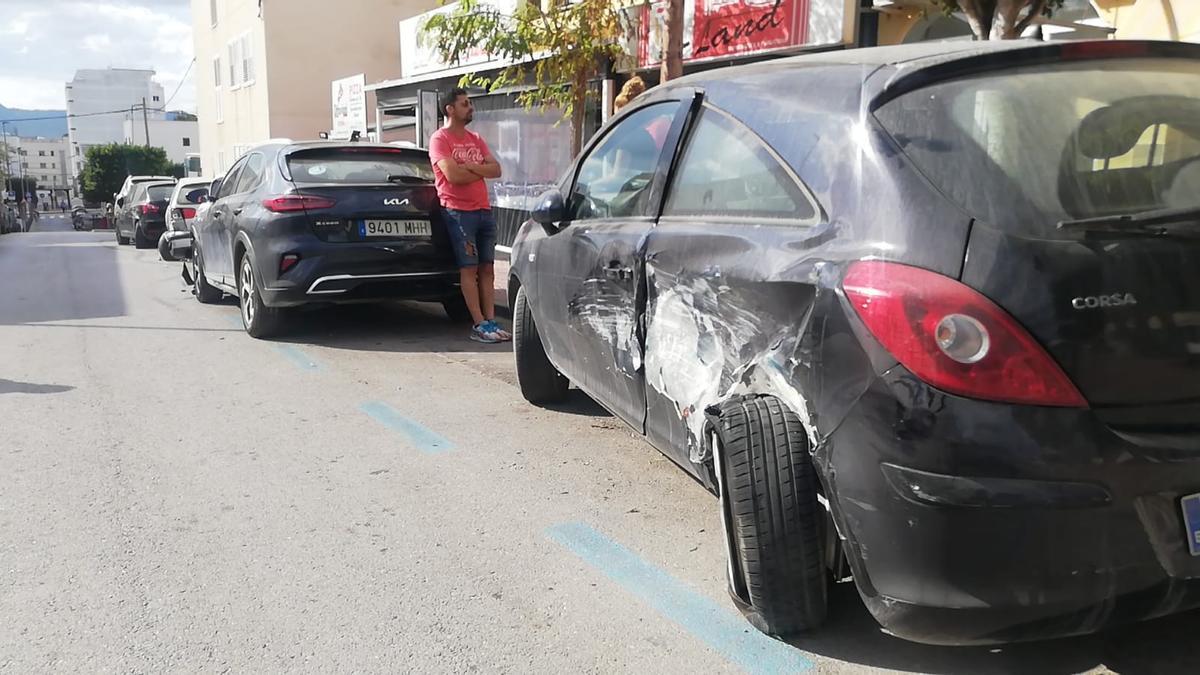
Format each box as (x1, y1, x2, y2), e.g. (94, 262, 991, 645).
(533, 100, 690, 430)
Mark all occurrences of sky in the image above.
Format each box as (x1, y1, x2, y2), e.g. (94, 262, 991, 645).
(0, 0, 194, 112)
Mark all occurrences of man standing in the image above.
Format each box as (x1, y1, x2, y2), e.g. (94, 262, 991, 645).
(429, 87, 510, 343)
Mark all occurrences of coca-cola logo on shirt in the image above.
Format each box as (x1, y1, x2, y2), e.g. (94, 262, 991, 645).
(451, 144, 484, 165)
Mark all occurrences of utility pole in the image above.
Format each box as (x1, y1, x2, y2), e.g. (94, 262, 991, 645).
(141, 97, 150, 148)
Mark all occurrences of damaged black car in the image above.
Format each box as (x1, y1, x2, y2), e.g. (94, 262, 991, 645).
(508, 39, 1200, 645)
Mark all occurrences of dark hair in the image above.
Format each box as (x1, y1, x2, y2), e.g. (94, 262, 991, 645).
(441, 87, 469, 114)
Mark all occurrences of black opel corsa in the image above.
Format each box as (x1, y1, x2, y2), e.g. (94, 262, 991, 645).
(509, 40, 1200, 644)
(186, 142, 462, 337)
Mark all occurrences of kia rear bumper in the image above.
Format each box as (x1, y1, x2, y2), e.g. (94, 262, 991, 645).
(824, 369, 1200, 645)
(254, 237, 459, 307)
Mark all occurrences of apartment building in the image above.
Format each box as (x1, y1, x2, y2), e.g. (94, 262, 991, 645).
(65, 68, 166, 185)
(191, 0, 439, 177)
(7, 136, 72, 200)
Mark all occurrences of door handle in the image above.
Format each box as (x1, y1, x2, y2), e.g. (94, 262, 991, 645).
(233, 208, 243, 216)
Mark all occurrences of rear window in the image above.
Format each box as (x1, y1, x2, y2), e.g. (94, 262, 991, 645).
(874, 58, 1200, 237)
(147, 185, 174, 201)
(287, 149, 434, 184)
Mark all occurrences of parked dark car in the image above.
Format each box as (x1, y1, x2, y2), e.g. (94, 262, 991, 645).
(185, 142, 462, 337)
(509, 40, 1200, 645)
(115, 181, 175, 248)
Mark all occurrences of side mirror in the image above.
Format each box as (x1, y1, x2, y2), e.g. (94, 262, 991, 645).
(531, 189, 566, 226)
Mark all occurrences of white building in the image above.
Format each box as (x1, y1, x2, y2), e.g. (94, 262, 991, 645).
(122, 118, 200, 165)
(6, 136, 72, 202)
(65, 68, 166, 184)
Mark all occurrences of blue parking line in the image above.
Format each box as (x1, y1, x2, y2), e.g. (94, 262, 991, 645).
(546, 522, 812, 675)
(275, 344, 320, 371)
(359, 401, 454, 454)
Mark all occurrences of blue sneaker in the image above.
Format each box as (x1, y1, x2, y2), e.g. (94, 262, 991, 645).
(470, 322, 503, 343)
(483, 319, 511, 342)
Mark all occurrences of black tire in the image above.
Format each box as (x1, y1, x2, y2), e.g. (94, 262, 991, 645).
(712, 394, 827, 636)
(442, 295, 473, 323)
(238, 254, 283, 339)
(157, 236, 172, 261)
(115, 226, 130, 245)
(133, 225, 151, 249)
(192, 247, 222, 304)
(513, 285, 568, 404)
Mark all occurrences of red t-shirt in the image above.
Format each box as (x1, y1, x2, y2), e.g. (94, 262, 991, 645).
(428, 127, 492, 211)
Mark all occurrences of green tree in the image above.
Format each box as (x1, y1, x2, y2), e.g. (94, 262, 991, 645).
(80, 144, 172, 204)
(168, 162, 187, 179)
(421, 0, 633, 155)
(931, 0, 1065, 40)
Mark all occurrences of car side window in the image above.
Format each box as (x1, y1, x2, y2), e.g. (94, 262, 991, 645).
(233, 153, 264, 194)
(569, 102, 678, 221)
(216, 160, 247, 201)
(664, 107, 816, 222)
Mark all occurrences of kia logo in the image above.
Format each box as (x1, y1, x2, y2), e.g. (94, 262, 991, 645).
(1071, 293, 1138, 310)
(383, 198, 410, 206)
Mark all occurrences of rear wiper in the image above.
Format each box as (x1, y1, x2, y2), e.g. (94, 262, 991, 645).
(387, 174, 432, 185)
(1058, 206, 1200, 233)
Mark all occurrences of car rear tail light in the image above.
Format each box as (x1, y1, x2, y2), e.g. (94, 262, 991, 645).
(842, 260, 1087, 408)
(180, 207, 196, 219)
(139, 203, 160, 215)
(262, 194, 336, 212)
(279, 253, 301, 274)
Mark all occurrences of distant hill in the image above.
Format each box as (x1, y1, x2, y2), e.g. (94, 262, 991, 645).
(0, 104, 68, 139)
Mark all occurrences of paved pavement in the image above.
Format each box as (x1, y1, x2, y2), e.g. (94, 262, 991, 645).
(1, 213, 1197, 673)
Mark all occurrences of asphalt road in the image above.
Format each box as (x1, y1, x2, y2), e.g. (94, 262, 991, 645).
(1, 214, 1197, 674)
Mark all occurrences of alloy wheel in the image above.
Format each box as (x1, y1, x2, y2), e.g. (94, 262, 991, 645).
(240, 259, 255, 326)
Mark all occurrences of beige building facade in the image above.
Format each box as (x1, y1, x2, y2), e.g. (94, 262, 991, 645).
(190, 0, 439, 177)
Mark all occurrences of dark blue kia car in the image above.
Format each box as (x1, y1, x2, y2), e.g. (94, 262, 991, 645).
(509, 40, 1200, 644)
(184, 141, 464, 337)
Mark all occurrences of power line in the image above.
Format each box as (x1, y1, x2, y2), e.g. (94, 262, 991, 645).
(1, 106, 168, 125)
(162, 57, 196, 110)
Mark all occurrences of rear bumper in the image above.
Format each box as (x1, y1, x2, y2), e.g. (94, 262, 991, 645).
(252, 235, 459, 307)
(825, 370, 1200, 645)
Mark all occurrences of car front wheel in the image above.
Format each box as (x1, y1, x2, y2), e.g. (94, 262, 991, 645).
(711, 394, 828, 636)
(238, 254, 283, 338)
(192, 246, 222, 304)
(513, 284, 568, 404)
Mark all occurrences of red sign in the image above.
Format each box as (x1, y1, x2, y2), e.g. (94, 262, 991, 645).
(693, 0, 807, 60)
(638, 0, 812, 67)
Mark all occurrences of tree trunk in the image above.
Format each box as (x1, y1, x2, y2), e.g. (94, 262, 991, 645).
(957, 0, 992, 40)
(660, 0, 684, 82)
(570, 71, 588, 157)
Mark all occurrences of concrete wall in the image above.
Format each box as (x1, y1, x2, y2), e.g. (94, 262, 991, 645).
(123, 119, 201, 165)
(1094, 0, 1200, 42)
(262, 0, 439, 143)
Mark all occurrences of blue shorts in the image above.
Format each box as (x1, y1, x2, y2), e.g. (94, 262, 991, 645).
(442, 208, 497, 268)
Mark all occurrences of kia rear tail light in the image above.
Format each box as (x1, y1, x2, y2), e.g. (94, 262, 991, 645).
(842, 260, 1086, 408)
(262, 194, 336, 212)
(139, 203, 160, 215)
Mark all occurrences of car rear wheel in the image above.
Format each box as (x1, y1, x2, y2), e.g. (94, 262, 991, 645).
(711, 394, 828, 636)
(442, 295, 473, 323)
(157, 234, 172, 260)
(238, 255, 283, 339)
(115, 226, 130, 245)
(133, 224, 151, 249)
(513, 285, 568, 404)
(192, 247, 222, 304)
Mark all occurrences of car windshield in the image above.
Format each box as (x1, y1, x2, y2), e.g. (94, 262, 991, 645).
(287, 148, 434, 184)
(146, 185, 174, 201)
(874, 57, 1200, 238)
